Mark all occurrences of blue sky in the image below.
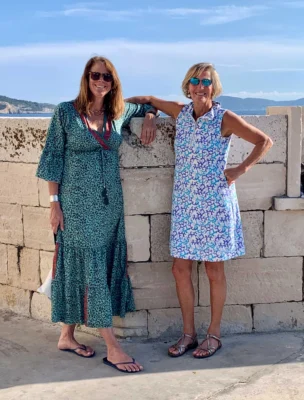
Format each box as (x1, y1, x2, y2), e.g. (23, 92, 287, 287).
(1, 0, 304, 104)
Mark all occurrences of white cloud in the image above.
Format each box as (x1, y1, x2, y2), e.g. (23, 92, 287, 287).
(226, 91, 304, 100)
(37, 5, 269, 24)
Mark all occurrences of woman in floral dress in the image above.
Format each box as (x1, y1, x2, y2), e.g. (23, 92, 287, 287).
(37, 56, 157, 373)
(126, 62, 272, 359)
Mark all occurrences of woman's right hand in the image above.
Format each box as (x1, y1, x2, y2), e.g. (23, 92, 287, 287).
(50, 202, 64, 234)
(125, 96, 151, 104)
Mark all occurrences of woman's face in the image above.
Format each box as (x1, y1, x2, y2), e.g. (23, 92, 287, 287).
(188, 69, 213, 104)
(88, 61, 113, 99)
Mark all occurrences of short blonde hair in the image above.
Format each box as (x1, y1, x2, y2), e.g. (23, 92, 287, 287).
(74, 56, 125, 120)
(182, 63, 222, 99)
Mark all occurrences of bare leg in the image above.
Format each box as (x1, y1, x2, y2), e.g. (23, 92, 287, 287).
(99, 327, 143, 372)
(168, 258, 197, 355)
(193, 261, 226, 357)
(58, 323, 94, 357)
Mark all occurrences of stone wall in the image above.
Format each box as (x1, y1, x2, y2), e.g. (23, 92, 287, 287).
(0, 107, 303, 339)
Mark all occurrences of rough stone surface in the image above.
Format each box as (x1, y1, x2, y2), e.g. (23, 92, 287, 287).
(254, 302, 304, 332)
(31, 292, 51, 322)
(120, 118, 176, 168)
(38, 178, 50, 208)
(125, 216, 150, 262)
(20, 248, 40, 291)
(241, 211, 263, 258)
(0, 203, 23, 245)
(228, 115, 287, 164)
(274, 196, 304, 210)
(199, 257, 303, 306)
(113, 310, 148, 338)
(236, 164, 286, 210)
(0, 118, 49, 163)
(128, 262, 198, 310)
(23, 206, 54, 251)
(7, 245, 20, 287)
(265, 211, 304, 256)
(40, 250, 53, 283)
(121, 168, 174, 215)
(0, 284, 30, 316)
(0, 162, 39, 206)
(0, 244, 7, 284)
(148, 305, 252, 339)
(151, 214, 172, 262)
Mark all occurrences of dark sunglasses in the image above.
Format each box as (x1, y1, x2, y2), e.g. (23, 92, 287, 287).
(189, 77, 212, 87)
(89, 71, 113, 82)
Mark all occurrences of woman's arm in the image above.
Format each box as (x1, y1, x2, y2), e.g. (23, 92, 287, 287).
(222, 110, 273, 185)
(48, 182, 64, 234)
(125, 96, 184, 119)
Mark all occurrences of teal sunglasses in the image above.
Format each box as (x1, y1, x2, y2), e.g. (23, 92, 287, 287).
(189, 77, 212, 87)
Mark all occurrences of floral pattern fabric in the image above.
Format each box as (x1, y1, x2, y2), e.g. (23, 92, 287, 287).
(170, 102, 245, 262)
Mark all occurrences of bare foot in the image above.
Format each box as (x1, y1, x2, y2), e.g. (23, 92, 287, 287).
(107, 346, 143, 372)
(58, 337, 95, 357)
(193, 334, 221, 358)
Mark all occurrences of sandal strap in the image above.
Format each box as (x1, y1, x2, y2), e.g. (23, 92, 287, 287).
(206, 334, 221, 344)
(114, 357, 136, 366)
(170, 333, 197, 355)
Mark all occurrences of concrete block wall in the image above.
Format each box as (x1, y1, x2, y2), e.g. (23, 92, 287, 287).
(0, 109, 303, 339)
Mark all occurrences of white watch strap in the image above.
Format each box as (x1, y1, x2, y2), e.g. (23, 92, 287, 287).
(50, 195, 59, 202)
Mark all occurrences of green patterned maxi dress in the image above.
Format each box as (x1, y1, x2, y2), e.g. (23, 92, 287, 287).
(36, 101, 152, 328)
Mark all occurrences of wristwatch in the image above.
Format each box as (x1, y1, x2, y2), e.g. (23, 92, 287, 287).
(50, 195, 59, 202)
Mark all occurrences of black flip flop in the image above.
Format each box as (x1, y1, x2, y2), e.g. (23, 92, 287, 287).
(60, 344, 95, 358)
(103, 357, 142, 373)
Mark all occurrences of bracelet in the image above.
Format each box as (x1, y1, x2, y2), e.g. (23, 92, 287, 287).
(50, 195, 59, 202)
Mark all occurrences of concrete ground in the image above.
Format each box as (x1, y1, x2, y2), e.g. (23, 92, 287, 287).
(1, 311, 304, 400)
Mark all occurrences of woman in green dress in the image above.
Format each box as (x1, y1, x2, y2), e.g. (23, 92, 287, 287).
(36, 56, 157, 373)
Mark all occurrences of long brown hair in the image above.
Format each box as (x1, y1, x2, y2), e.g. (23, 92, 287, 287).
(74, 56, 125, 120)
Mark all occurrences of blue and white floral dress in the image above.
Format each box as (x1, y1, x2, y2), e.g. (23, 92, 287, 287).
(170, 102, 245, 262)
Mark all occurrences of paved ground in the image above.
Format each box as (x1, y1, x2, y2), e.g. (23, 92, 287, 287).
(1, 311, 304, 400)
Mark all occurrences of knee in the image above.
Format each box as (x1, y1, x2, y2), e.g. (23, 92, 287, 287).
(205, 263, 225, 283)
(172, 259, 192, 280)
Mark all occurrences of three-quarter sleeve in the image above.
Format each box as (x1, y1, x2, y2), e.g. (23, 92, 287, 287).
(122, 102, 155, 127)
(36, 104, 66, 183)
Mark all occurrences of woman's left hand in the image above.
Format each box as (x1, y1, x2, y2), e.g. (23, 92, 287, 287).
(224, 166, 243, 186)
(141, 113, 157, 145)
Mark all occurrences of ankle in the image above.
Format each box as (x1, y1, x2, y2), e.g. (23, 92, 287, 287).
(208, 326, 221, 337)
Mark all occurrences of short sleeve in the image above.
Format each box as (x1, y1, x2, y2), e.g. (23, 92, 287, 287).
(122, 102, 155, 127)
(36, 104, 66, 184)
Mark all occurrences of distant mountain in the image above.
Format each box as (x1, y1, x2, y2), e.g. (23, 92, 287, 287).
(217, 95, 304, 111)
(0, 95, 55, 114)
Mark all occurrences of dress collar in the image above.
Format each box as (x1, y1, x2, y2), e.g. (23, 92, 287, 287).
(188, 101, 221, 121)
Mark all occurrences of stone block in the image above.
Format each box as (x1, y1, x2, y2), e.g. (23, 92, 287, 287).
(0, 162, 39, 206)
(20, 248, 40, 291)
(265, 211, 304, 256)
(236, 164, 286, 210)
(0, 244, 7, 284)
(148, 305, 252, 339)
(228, 115, 287, 164)
(7, 245, 21, 287)
(40, 251, 53, 283)
(23, 206, 54, 251)
(38, 178, 50, 208)
(122, 168, 174, 215)
(128, 262, 198, 310)
(125, 216, 150, 262)
(113, 310, 148, 338)
(120, 117, 176, 168)
(0, 203, 23, 245)
(151, 214, 172, 262)
(254, 302, 304, 332)
(31, 292, 51, 322)
(241, 211, 263, 258)
(0, 284, 30, 316)
(199, 257, 302, 306)
(274, 197, 304, 211)
(0, 118, 49, 163)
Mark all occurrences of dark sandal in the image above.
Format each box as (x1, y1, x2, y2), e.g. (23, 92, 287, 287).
(60, 344, 95, 358)
(193, 334, 222, 359)
(168, 333, 198, 358)
(103, 357, 142, 373)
